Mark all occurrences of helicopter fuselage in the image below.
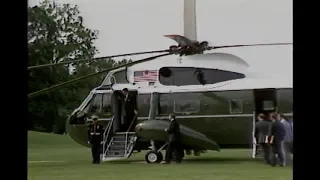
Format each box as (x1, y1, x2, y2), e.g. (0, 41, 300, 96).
(66, 52, 292, 153)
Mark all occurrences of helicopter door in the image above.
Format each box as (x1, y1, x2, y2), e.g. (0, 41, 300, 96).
(111, 90, 138, 132)
(123, 90, 138, 132)
(111, 91, 123, 132)
(253, 88, 277, 115)
(252, 88, 277, 158)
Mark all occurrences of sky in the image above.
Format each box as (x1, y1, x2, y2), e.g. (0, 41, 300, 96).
(28, 0, 292, 77)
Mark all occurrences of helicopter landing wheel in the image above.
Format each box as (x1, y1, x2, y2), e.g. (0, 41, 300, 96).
(145, 150, 163, 164)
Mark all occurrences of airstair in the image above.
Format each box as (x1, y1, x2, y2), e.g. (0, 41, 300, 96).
(101, 116, 138, 161)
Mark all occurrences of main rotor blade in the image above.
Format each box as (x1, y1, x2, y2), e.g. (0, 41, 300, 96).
(28, 49, 170, 70)
(28, 53, 172, 99)
(210, 43, 292, 50)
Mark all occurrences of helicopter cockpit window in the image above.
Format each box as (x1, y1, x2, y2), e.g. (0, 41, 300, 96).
(90, 94, 103, 113)
(159, 67, 245, 86)
(101, 93, 112, 116)
(112, 70, 128, 84)
(229, 99, 243, 114)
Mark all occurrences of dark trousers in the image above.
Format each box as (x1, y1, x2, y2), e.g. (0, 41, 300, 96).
(284, 141, 293, 165)
(165, 141, 182, 163)
(122, 113, 134, 131)
(260, 143, 271, 164)
(271, 140, 285, 166)
(91, 143, 101, 163)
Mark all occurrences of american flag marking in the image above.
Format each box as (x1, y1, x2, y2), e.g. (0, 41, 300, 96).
(134, 70, 158, 82)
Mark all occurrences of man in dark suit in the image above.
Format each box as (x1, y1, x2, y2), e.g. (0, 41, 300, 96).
(269, 113, 286, 167)
(122, 88, 138, 131)
(255, 113, 272, 165)
(164, 113, 182, 164)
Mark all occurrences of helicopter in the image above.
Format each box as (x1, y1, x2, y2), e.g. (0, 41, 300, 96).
(28, 0, 292, 163)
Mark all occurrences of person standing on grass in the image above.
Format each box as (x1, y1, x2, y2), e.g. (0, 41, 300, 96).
(269, 113, 286, 167)
(279, 114, 293, 165)
(255, 113, 272, 165)
(87, 115, 104, 164)
(164, 113, 182, 164)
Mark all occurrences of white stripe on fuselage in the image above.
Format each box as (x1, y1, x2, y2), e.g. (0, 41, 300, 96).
(86, 113, 293, 122)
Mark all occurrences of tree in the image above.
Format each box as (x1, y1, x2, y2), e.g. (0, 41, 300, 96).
(28, 0, 134, 134)
(28, 0, 100, 133)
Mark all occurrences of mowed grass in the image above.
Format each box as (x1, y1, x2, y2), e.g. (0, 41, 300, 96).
(28, 131, 292, 180)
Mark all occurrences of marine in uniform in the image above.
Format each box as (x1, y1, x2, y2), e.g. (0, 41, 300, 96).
(87, 115, 104, 164)
(164, 113, 182, 164)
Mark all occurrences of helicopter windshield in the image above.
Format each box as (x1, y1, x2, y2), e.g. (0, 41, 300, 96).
(159, 67, 245, 86)
(69, 92, 113, 125)
(87, 93, 112, 118)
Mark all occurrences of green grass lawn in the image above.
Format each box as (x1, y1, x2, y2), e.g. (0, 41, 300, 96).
(28, 131, 292, 180)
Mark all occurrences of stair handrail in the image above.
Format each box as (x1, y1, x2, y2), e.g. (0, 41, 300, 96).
(104, 137, 114, 158)
(126, 113, 138, 133)
(125, 113, 138, 156)
(103, 116, 114, 155)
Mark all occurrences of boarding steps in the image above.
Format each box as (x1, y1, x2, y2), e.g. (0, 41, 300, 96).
(101, 116, 138, 161)
(102, 132, 137, 161)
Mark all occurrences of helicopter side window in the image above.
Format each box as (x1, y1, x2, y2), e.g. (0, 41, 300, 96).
(173, 92, 200, 114)
(229, 99, 243, 114)
(159, 67, 245, 86)
(174, 99, 200, 114)
(137, 94, 151, 117)
(158, 94, 171, 115)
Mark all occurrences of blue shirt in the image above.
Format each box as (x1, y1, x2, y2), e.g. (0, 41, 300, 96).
(280, 119, 293, 142)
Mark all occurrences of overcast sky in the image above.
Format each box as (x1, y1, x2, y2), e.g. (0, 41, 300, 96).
(29, 0, 292, 77)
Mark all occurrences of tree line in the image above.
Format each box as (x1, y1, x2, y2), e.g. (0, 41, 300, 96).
(28, 0, 130, 134)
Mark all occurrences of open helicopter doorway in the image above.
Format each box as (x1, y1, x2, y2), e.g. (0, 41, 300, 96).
(111, 90, 138, 133)
(251, 88, 277, 158)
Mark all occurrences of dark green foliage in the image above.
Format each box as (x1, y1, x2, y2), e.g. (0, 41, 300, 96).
(28, 0, 131, 133)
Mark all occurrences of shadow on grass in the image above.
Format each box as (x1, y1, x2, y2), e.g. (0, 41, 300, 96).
(183, 157, 256, 164)
(103, 157, 265, 165)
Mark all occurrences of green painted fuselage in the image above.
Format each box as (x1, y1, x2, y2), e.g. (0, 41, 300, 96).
(66, 88, 292, 149)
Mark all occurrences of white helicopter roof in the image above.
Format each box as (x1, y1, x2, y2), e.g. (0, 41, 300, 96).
(106, 76, 292, 94)
(100, 51, 291, 93)
(128, 52, 249, 75)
